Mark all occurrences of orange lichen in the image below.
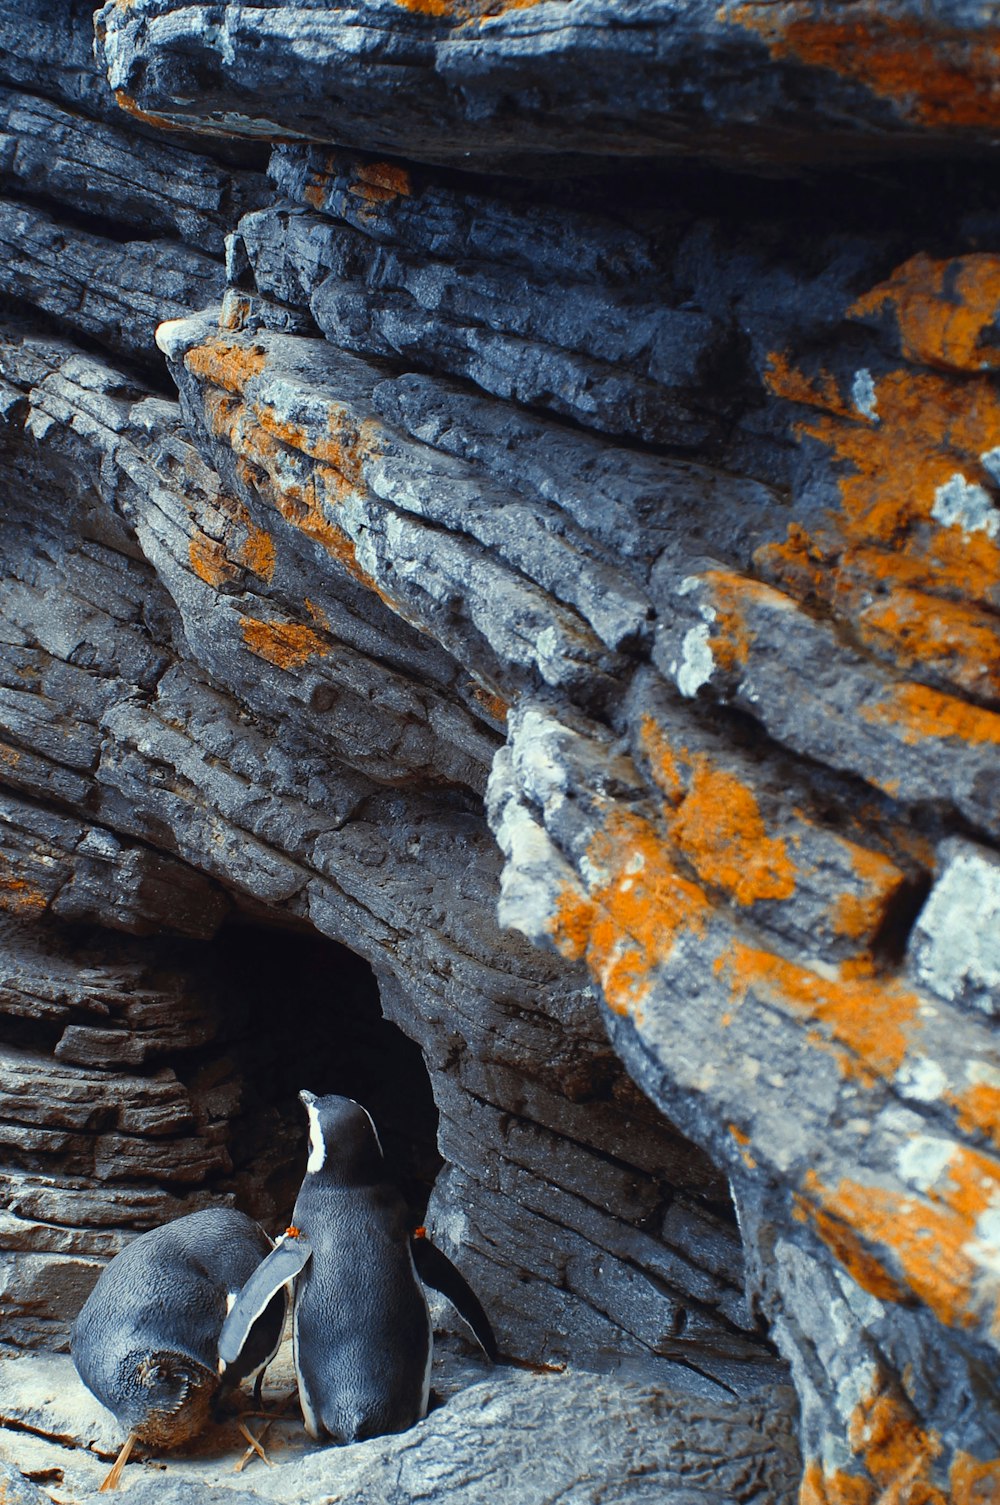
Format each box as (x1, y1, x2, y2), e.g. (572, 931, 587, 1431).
(724, 7, 1000, 130)
(851, 253, 1000, 372)
(803, 1146, 1000, 1333)
(855, 590, 1000, 704)
(759, 521, 830, 603)
(392, 0, 544, 18)
(726, 941, 920, 1082)
(766, 361, 1000, 544)
(830, 844, 906, 941)
(185, 338, 267, 394)
(800, 1365, 954, 1502)
(799, 1461, 875, 1505)
(700, 568, 764, 674)
(236, 521, 276, 581)
(549, 810, 711, 1020)
(469, 684, 509, 723)
(350, 161, 413, 203)
(756, 348, 1000, 703)
(0, 869, 47, 914)
(668, 758, 798, 907)
(951, 1451, 1000, 1504)
(848, 1371, 943, 1495)
(636, 715, 685, 806)
(113, 91, 188, 132)
(803, 1198, 910, 1303)
(728, 1123, 757, 1170)
(860, 681, 1000, 747)
(947, 1082, 1000, 1154)
(764, 350, 855, 418)
(188, 531, 237, 589)
(240, 617, 329, 670)
(193, 378, 384, 594)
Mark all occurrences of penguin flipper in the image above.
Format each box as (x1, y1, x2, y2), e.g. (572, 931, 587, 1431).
(218, 1234, 311, 1373)
(411, 1236, 497, 1361)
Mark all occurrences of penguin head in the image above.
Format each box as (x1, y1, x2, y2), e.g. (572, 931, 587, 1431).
(116, 1351, 214, 1444)
(299, 1091, 385, 1185)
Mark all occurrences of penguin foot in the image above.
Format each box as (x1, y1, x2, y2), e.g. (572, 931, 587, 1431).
(98, 1432, 138, 1492)
(234, 1419, 274, 1472)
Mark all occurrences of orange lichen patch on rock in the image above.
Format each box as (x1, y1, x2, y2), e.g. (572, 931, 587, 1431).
(728, 1123, 758, 1170)
(393, 0, 545, 18)
(947, 1081, 1000, 1154)
(848, 1370, 944, 1498)
(349, 161, 413, 204)
(756, 521, 830, 604)
(636, 714, 685, 807)
(723, 6, 1000, 130)
(764, 350, 855, 419)
(254, 402, 377, 490)
(799, 1460, 875, 1505)
(301, 153, 338, 209)
(239, 616, 329, 671)
(803, 1146, 1000, 1334)
(855, 589, 1000, 704)
(725, 940, 920, 1083)
(860, 680, 1000, 747)
(951, 1451, 1000, 1504)
(236, 520, 276, 581)
(830, 844, 907, 941)
(781, 365, 1000, 545)
(801, 1196, 910, 1303)
(193, 380, 386, 597)
(668, 758, 798, 907)
(548, 809, 711, 1020)
(185, 338, 267, 395)
(469, 684, 509, 723)
(699, 568, 771, 675)
(112, 91, 189, 132)
(850, 253, 1000, 372)
(0, 866, 47, 915)
(756, 354, 1000, 686)
(0, 744, 21, 769)
(189, 531, 238, 589)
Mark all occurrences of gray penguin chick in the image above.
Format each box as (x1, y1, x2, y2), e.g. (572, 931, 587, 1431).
(72, 1208, 285, 1487)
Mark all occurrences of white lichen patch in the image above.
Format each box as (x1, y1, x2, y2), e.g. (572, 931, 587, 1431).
(896, 1134, 954, 1192)
(982, 447, 1000, 487)
(931, 473, 1000, 538)
(970, 1206, 1000, 1280)
(894, 1055, 947, 1103)
(851, 368, 878, 422)
(909, 838, 1000, 1015)
(673, 623, 715, 697)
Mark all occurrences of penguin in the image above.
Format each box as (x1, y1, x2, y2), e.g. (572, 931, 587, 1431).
(219, 1092, 496, 1444)
(72, 1207, 286, 1490)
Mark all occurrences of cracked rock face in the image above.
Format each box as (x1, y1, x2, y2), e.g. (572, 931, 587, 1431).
(0, 0, 998, 1500)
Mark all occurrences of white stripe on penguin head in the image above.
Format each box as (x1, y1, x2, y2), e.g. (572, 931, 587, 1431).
(304, 1096, 326, 1174)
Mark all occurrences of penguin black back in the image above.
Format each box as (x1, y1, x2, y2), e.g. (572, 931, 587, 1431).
(72, 1208, 282, 1450)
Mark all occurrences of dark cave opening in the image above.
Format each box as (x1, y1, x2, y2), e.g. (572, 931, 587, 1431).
(206, 921, 443, 1234)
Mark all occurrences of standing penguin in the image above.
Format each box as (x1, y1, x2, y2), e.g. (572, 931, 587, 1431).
(72, 1207, 286, 1490)
(219, 1092, 496, 1444)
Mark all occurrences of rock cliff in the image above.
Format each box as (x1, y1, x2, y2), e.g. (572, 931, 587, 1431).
(0, 1, 997, 1499)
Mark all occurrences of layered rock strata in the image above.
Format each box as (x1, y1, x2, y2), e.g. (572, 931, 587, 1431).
(0, 0, 997, 1499)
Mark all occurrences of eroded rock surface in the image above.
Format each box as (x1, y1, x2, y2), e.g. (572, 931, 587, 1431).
(0, 0, 997, 1500)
